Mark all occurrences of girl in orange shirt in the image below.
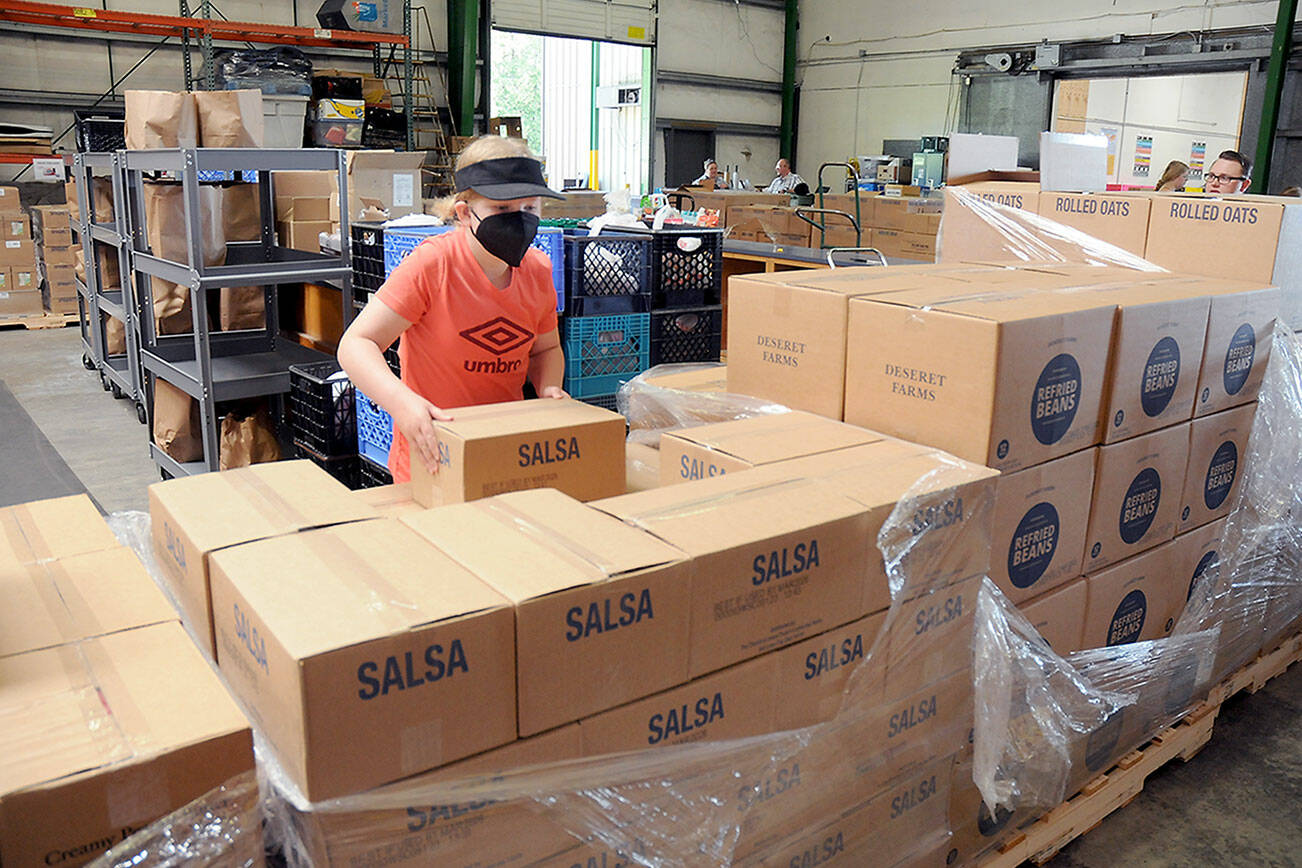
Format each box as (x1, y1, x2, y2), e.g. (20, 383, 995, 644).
(338, 136, 568, 483)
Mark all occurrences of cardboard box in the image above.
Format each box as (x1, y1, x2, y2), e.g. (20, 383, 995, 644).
(938, 182, 1039, 263)
(276, 150, 425, 220)
(0, 623, 253, 868)
(148, 460, 377, 657)
(31, 204, 71, 232)
(210, 518, 515, 800)
(1195, 283, 1278, 416)
(724, 264, 991, 419)
(821, 221, 867, 248)
(990, 448, 1095, 604)
(401, 488, 693, 735)
(0, 494, 119, 566)
(1179, 403, 1254, 532)
(2, 212, 29, 240)
(352, 481, 425, 517)
(0, 289, 37, 318)
(46, 282, 79, 315)
(1170, 518, 1226, 612)
(0, 238, 35, 268)
(0, 546, 176, 658)
(758, 440, 999, 607)
(947, 755, 1030, 867)
(1144, 195, 1284, 285)
(769, 611, 888, 731)
(288, 725, 585, 868)
(843, 285, 1116, 471)
(658, 410, 886, 485)
(410, 398, 626, 508)
(277, 219, 330, 253)
(540, 190, 608, 220)
(1019, 576, 1088, 655)
(276, 195, 331, 223)
(1036, 192, 1152, 256)
(42, 262, 74, 287)
(625, 441, 660, 492)
(884, 574, 982, 697)
(873, 195, 943, 234)
(594, 474, 873, 677)
(40, 226, 73, 247)
(639, 364, 728, 393)
(1082, 542, 1180, 648)
(42, 244, 77, 269)
(1084, 423, 1190, 572)
(0, 186, 20, 208)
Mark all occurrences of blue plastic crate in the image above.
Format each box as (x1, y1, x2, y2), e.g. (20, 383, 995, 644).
(531, 226, 565, 312)
(383, 225, 455, 275)
(355, 386, 394, 467)
(562, 313, 649, 398)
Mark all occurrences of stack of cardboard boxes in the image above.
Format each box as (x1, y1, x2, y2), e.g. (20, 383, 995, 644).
(726, 193, 942, 260)
(0, 186, 41, 318)
(0, 494, 254, 867)
(32, 205, 78, 315)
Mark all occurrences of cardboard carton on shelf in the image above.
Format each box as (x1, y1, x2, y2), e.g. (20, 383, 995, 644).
(1179, 403, 1255, 533)
(148, 460, 378, 657)
(39, 226, 73, 248)
(410, 398, 626, 508)
(1083, 422, 1190, 573)
(30, 204, 71, 233)
(209, 518, 516, 801)
(0, 622, 253, 868)
(41, 244, 77, 270)
(274, 150, 426, 221)
(401, 488, 694, 736)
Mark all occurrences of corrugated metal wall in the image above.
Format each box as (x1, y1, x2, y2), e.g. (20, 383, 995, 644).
(596, 42, 649, 196)
(540, 36, 593, 190)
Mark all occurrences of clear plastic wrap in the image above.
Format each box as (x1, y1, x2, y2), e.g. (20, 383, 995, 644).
(213, 47, 313, 96)
(938, 186, 1168, 271)
(617, 363, 790, 448)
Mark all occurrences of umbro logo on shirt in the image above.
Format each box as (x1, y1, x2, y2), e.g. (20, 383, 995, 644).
(460, 317, 534, 356)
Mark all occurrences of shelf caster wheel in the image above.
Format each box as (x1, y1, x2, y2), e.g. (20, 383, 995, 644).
(100, 372, 110, 391)
(136, 402, 147, 424)
(81, 353, 95, 371)
(110, 382, 123, 399)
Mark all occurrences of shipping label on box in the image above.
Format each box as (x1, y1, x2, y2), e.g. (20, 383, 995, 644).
(594, 474, 873, 677)
(1082, 542, 1180, 648)
(401, 488, 693, 736)
(0, 267, 8, 292)
(210, 518, 516, 801)
(1084, 423, 1190, 572)
(990, 448, 1095, 604)
(1196, 284, 1278, 416)
(1179, 403, 1254, 533)
(0, 494, 118, 567)
(1171, 517, 1227, 608)
(0, 238, 35, 268)
(1037, 192, 1151, 256)
(1144, 195, 1283, 285)
(0, 623, 253, 868)
(148, 460, 377, 657)
(844, 286, 1115, 470)
(3, 212, 30, 240)
(1019, 576, 1088, 655)
(412, 399, 626, 508)
(658, 410, 886, 485)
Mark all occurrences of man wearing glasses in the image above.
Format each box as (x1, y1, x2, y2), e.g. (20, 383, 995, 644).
(1203, 150, 1252, 194)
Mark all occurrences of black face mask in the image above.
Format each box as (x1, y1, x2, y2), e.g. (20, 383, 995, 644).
(470, 209, 540, 267)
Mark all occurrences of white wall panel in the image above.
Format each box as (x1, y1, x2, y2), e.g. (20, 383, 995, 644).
(656, 0, 783, 81)
(493, 0, 654, 44)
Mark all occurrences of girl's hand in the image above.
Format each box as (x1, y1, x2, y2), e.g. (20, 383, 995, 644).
(540, 385, 568, 399)
(393, 390, 453, 473)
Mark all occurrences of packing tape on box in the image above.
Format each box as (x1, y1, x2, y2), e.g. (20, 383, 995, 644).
(30, 560, 103, 646)
(616, 476, 820, 526)
(312, 533, 421, 632)
(480, 499, 621, 577)
(225, 469, 314, 532)
(2, 504, 56, 563)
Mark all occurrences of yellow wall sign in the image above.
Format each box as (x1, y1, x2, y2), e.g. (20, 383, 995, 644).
(73, 7, 98, 16)
(627, 25, 646, 40)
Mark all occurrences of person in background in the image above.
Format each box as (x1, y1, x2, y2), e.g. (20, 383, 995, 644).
(1155, 160, 1189, 192)
(1281, 186, 1300, 197)
(694, 159, 729, 189)
(764, 158, 806, 194)
(1204, 150, 1252, 194)
(337, 135, 567, 484)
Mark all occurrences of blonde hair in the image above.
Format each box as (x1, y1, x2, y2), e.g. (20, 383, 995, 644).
(1155, 160, 1189, 192)
(431, 135, 538, 223)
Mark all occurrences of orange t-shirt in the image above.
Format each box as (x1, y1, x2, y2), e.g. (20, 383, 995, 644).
(375, 227, 559, 482)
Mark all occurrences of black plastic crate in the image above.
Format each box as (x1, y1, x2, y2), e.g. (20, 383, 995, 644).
(288, 360, 356, 456)
(384, 341, 401, 376)
(294, 441, 360, 489)
(358, 455, 393, 488)
(612, 225, 723, 308)
(649, 306, 723, 366)
(74, 109, 126, 153)
(563, 233, 651, 316)
(578, 393, 619, 412)
(351, 221, 386, 295)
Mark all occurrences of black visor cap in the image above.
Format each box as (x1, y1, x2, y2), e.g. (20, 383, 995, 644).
(455, 156, 565, 200)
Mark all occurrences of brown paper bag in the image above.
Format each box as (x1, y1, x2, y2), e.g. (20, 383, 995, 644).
(218, 185, 266, 330)
(219, 405, 281, 470)
(74, 248, 85, 283)
(65, 177, 113, 225)
(220, 286, 266, 330)
(152, 276, 194, 336)
(195, 90, 265, 148)
(153, 379, 203, 463)
(144, 183, 225, 267)
(104, 314, 126, 355)
(125, 90, 198, 150)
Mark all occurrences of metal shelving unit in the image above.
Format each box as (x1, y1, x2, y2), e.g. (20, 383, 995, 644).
(122, 147, 353, 476)
(72, 151, 146, 422)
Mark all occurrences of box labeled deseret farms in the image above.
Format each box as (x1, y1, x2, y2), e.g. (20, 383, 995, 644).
(412, 399, 626, 508)
(1179, 403, 1254, 532)
(209, 518, 515, 801)
(401, 489, 693, 736)
(658, 410, 886, 485)
(843, 285, 1115, 471)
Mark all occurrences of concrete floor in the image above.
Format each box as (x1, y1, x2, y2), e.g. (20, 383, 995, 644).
(1, 322, 1300, 866)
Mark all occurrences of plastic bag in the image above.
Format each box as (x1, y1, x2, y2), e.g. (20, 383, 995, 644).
(617, 363, 790, 447)
(214, 46, 313, 96)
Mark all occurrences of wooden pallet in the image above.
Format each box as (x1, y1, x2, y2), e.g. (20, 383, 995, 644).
(0, 311, 76, 330)
(980, 628, 1302, 867)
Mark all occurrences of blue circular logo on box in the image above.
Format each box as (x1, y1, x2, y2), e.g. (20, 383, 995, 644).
(1188, 549, 1219, 601)
(1007, 502, 1059, 590)
(1203, 441, 1238, 510)
(1031, 353, 1081, 445)
(1107, 589, 1147, 646)
(1223, 323, 1255, 396)
(1141, 336, 1180, 418)
(1119, 468, 1161, 544)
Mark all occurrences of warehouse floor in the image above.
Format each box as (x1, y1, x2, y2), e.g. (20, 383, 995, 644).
(1, 324, 1300, 865)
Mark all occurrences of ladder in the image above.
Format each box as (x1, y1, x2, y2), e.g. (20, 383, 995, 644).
(383, 4, 455, 198)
